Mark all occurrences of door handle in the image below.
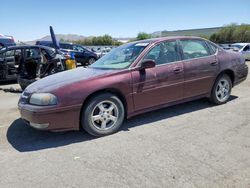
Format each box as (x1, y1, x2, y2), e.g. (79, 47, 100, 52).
(210, 61, 218, 66)
(173, 67, 183, 73)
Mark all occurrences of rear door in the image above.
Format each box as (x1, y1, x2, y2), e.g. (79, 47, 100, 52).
(179, 39, 219, 99)
(132, 40, 184, 111)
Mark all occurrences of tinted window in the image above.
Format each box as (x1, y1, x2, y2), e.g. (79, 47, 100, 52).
(60, 43, 73, 50)
(143, 40, 181, 65)
(25, 48, 40, 59)
(180, 40, 210, 60)
(3, 49, 21, 64)
(5, 49, 15, 57)
(73, 45, 84, 52)
(243, 45, 250, 51)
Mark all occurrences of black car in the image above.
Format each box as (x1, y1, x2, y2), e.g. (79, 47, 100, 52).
(36, 41, 98, 66)
(0, 45, 67, 89)
(0, 35, 16, 49)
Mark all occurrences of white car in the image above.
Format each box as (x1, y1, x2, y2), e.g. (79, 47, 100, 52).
(231, 43, 250, 60)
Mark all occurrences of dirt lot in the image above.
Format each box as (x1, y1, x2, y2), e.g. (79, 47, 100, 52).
(0, 62, 250, 188)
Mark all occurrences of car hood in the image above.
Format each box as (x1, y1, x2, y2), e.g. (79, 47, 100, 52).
(25, 67, 116, 93)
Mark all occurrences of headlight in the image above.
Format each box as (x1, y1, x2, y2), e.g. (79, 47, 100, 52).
(29, 93, 57, 106)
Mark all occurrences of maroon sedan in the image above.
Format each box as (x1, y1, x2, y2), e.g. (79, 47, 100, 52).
(18, 36, 248, 136)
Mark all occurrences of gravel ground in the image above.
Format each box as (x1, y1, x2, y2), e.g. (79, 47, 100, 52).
(0, 62, 250, 188)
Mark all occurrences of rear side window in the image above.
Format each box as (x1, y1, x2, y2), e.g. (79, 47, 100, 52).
(206, 41, 218, 54)
(180, 40, 210, 60)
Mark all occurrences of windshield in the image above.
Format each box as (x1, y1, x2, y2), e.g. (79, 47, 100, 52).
(90, 42, 149, 69)
(231, 44, 244, 50)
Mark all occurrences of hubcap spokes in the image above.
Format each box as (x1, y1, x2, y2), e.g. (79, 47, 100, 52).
(89, 58, 95, 64)
(216, 79, 230, 101)
(91, 101, 118, 130)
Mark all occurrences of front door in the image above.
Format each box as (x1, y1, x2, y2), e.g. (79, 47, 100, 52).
(132, 40, 184, 111)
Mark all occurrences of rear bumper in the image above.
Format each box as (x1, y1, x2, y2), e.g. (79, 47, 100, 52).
(18, 103, 82, 131)
(234, 64, 248, 86)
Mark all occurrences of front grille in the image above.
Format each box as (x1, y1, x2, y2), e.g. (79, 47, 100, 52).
(19, 91, 31, 104)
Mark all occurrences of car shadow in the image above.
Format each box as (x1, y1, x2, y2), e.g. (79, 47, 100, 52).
(7, 96, 238, 152)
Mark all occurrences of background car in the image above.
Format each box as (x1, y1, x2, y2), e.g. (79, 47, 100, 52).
(0, 45, 72, 89)
(19, 36, 248, 137)
(231, 43, 250, 60)
(0, 34, 16, 49)
(36, 41, 98, 66)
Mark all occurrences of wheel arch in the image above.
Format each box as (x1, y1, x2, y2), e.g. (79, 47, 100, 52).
(79, 88, 128, 128)
(219, 69, 235, 87)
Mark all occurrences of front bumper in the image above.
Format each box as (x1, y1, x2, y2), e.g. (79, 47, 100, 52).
(18, 103, 82, 131)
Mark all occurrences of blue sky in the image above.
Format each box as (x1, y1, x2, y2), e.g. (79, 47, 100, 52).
(0, 0, 249, 41)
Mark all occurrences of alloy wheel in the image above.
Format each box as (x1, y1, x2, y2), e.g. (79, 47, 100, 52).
(91, 100, 119, 131)
(215, 78, 230, 102)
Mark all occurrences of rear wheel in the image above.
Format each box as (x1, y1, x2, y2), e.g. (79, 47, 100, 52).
(87, 57, 96, 65)
(210, 74, 232, 105)
(81, 93, 125, 136)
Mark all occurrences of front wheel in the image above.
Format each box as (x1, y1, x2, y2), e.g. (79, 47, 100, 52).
(210, 74, 232, 105)
(81, 93, 125, 136)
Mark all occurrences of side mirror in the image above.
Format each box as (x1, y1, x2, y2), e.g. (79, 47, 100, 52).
(139, 59, 156, 70)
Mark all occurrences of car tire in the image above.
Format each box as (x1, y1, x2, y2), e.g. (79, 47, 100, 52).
(87, 57, 96, 65)
(210, 74, 232, 105)
(81, 93, 125, 137)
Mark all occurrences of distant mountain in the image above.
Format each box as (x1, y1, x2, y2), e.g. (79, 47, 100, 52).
(24, 34, 132, 45)
(25, 34, 87, 44)
(39, 34, 87, 41)
(151, 27, 222, 37)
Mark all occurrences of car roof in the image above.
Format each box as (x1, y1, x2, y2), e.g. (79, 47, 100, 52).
(132, 36, 206, 44)
(2, 45, 54, 50)
(37, 40, 73, 45)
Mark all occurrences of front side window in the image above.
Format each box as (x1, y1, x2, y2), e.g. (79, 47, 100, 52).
(60, 43, 73, 50)
(243, 45, 250, 51)
(180, 40, 210, 60)
(90, 42, 149, 69)
(143, 40, 181, 65)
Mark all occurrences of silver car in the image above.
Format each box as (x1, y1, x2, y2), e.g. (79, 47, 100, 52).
(231, 43, 250, 60)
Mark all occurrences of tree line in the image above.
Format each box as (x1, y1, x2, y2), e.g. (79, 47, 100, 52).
(62, 24, 250, 46)
(209, 24, 250, 43)
(134, 24, 250, 44)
